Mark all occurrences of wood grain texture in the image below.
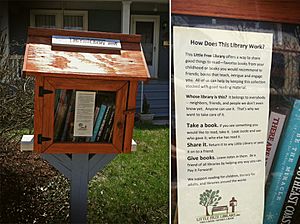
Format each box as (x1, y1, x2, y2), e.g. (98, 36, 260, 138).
(40, 78, 129, 154)
(23, 28, 150, 81)
(47, 77, 126, 91)
(172, 0, 300, 24)
(33, 76, 44, 152)
(44, 143, 119, 154)
(123, 81, 138, 153)
(41, 79, 55, 152)
(112, 83, 128, 153)
(22, 44, 29, 77)
(25, 28, 148, 154)
(24, 43, 150, 81)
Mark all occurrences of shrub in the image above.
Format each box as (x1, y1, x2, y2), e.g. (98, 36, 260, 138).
(0, 29, 34, 150)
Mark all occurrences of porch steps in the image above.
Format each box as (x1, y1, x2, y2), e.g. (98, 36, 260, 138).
(136, 79, 169, 119)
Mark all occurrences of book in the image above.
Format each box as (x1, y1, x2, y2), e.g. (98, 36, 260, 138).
(53, 90, 116, 143)
(277, 155, 300, 224)
(265, 110, 288, 181)
(96, 106, 111, 142)
(93, 106, 100, 124)
(54, 90, 68, 140)
(103, 109, 115, 142)
(90, 104, 107, 142)
(99, 106, 115, 142)
(264, 99, 300, 224)
(108, 126, 114, 143)
(85, 106, 101, 142)
(61, 90, 76, 141)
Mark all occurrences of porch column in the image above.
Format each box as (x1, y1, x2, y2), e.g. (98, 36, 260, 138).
(0, 1, 9, 55)
(121, 0, 132, 34)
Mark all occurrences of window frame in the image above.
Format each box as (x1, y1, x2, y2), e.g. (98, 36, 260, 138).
(30, 9, 88, 30)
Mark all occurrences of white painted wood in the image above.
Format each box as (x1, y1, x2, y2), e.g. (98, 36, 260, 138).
(52, 35, 121, 50)
(20, 135, 34, 152)
(131, 15, 160, 77)
(131, 139, 137, 151)
(122, 0, 132, 34)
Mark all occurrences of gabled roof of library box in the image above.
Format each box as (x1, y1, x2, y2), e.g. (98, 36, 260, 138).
(23, 28, 150, 81)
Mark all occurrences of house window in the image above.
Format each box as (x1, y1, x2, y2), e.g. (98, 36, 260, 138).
(30, 10, 88, 30)
(63, 15, 84, 30)
(35, 15, 56, 28)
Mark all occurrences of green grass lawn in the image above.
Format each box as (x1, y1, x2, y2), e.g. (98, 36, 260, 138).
(88, 124, 169, 224)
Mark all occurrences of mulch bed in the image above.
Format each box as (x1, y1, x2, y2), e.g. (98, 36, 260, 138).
(0, 145, 69, 223)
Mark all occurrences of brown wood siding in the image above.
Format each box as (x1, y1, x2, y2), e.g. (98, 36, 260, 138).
(172, 0, 300, 24)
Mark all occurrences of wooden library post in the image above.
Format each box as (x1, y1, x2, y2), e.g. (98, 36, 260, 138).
(23, 27, 150, 223)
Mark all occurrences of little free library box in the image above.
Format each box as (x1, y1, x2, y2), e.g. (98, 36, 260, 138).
(23, 28, 150, 154)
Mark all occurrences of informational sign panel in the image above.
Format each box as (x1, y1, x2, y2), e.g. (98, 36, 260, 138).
(174, 26, 273, 224)
(74, 91, 96, 137)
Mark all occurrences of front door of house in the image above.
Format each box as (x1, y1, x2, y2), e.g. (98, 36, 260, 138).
(131, 15, 160, 77)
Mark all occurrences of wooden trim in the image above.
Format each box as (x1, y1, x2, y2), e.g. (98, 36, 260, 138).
(23, 70, 150, 82)
(28, 27, 142, 43)
(22, 44, 29, 77)
(140, 43, 151, 79)
(172, 0, 300, 24)
(112, 83, 128, 152)
(33, 76, 44, 152)
(46, 77, 127, 91)
(131, 15, 159, 78)
(123, 81, 138, 153)
(44, 143, 119, 154)
(273, 47, 300, 54)
(39, 78, 129, 154)
(41, 79, 55, 152)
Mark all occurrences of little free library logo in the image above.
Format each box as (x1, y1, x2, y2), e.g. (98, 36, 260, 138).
(196, 189, 240, 223)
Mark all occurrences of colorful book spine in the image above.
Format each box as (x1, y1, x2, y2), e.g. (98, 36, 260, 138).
(265, 111, 287, 181)
(61, 90, 76, 141)
(93, 106, 100, 124)
(278, 155, 300, 224)
(264, 99, 300, 224)
(91, 104, 107, 142)
(85, 106, 101, 142)
(99, 106, 114, 142)
(96, 106, 111, 142)
(103, 109, 115, 142)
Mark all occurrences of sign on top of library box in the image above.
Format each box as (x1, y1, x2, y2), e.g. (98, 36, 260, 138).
(52, 35, 122, 50)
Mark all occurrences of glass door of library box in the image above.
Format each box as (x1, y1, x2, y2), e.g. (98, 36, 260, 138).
(37, 77, 128, 154)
